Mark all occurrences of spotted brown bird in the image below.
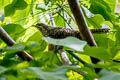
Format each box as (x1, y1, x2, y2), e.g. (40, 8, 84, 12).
(35, 23, 110, 40)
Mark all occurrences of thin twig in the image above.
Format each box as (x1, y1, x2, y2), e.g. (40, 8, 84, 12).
(55, 46, 72, 64)
(49, 12, 72, 64)
(52, 8, 62, 15)
(66, 50, 94, 68)
(49, 13, 56, 26)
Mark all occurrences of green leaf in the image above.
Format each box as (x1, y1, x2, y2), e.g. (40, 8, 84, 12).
(29, 67, 67, 80)
(4, 0, 28, 16)
(93, 34, 108, 48)
(80, 66, 98, 80)
(34, 51, 61, 65)
(15, 61, 29, 69)
(0, 0, 119, 79)
(84, 46, 111, 61)
(54, 13, 66, 27)
(3, 24, 24, 34)
(11, 0, 32, 25)
(89, 0, 115, 21)
(14, 0, 28, 10)
(27, 31, 43, 41)
(5, 44, 25, 52)
(26, 42, 47, 53)
(7, 75, 17, 80)
(4, 4, 15, 16)
(0, 66, 7, 74)
(113, 51, 120, 60)
(36, 3, 49, 11)
(99, 69, 120, 80)
(0, 76, 6, 80)
(24, 65, 77, 80)
(43, 37, 87, 52)
(88, 14, 105, 28)
(108, 39, 118, 58)
(0, 0, 13, 10)
(104, 0, 115, 13)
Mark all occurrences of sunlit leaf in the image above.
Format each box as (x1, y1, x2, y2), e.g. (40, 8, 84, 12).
(15, 61, 29, 69)
(4, 0, 28, 17)
(43, 37, 87, 52)
(0, 0, 119, 79)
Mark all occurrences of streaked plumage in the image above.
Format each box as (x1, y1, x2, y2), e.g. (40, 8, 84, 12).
(35, 23, 110, 39)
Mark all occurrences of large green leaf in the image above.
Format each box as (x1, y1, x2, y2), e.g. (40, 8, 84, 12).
(84, 46, 111, 61)
(4, 4, 16, 17)
(11, 0, 33, 25)
(34, 51, 61, 65)
(28, 67, 67, 80)
(99, 69, 120, 80)
(22, 65, 77, 80)
(54, 13, 66, 27)
(87, 14, 105, 28)
(13, 0, 28, 10)
(3, 24, 24, 34)
(0, 0, 119, 79)
(3, 24, 25, 40)
(4, 0, 28, 17)
(27, 31, 43, 41)
(89, 0, 115, 21)
(43, 37, 87, 52)
(83, 6, 112, 28)
(93, 34, 108, 48)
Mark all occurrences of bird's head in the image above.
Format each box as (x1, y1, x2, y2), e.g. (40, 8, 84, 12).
(34, 23, 49, 36)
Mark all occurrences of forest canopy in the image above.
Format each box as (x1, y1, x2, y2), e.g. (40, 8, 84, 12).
(0, 0, 120, 80)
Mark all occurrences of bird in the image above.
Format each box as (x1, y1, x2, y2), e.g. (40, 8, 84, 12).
(34, 23, 110, 40)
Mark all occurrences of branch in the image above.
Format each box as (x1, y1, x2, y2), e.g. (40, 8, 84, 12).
(66, 50, 94, 68)
(67, 0, 100, 73)
(49, 13, 72, 64)
(59, 50, 72, 64)
(67, 0, 97, 46)
(0, 26, 33, 61)
(54, 46, 72, 64)
(66, 50, 87, 65)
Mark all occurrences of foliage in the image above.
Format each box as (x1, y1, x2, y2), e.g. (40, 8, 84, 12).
(0, 0, 120, 80)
